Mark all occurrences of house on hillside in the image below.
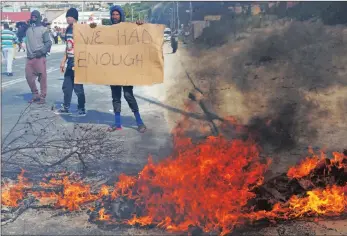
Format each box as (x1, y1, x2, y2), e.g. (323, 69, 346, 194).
(51, 11, 110, 29)
(43, 9, 65, 24)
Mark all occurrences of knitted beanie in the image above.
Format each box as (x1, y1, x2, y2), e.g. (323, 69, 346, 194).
(66, 8, 78, 21)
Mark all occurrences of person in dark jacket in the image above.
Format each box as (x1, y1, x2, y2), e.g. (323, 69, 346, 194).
(25, 10, 52, 104)
(90, 5, 147, 133)
(42, 18, 48, 27)
(16, 22, 28, 52)
(56, 8, 86, 116)
(171, 30, 178, 53)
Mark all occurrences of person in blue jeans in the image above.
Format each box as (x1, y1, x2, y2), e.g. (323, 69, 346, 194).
(56, 8, 86, 116)
(90, 5, 146, 133)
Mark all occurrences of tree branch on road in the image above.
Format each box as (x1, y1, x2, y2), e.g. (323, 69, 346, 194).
(2, 105, 124, 173)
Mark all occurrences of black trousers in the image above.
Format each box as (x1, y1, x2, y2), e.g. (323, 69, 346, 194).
(62, 69, 85, 109)
(111, 86, 139, 113)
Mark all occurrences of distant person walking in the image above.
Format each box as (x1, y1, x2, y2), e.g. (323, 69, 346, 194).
(25, 10, 52, 104)
(171, 30, 178, 53)
(53, 28, 58, 44)
(42, 18, 48, 27)
(16, 22, 28, 52)
(1, 23, 18, 76)
(56, 8, 86, 116)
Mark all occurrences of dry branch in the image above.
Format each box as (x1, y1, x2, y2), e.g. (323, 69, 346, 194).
(1, 105, 123, 173)
(1, 196, 36, 226)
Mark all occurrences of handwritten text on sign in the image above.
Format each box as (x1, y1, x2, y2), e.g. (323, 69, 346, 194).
(73, 23, 165, 86)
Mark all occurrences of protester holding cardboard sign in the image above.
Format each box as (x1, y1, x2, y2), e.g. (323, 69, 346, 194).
(88, 5, 150, 133)
(55, 8, 86, 116)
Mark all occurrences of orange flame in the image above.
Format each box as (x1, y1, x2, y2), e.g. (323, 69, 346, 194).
(112, 136, 270, 233)
(288, 185, 347, 218)
(99, 185, 110, 198)
(98, 207, 111, 221)
(1, 169, 32, 207)
(1, 128, 346, 235)
(54, 177, 99, 211)
(287, 148, 347, 179)
(1, 173, 108, 211)
(111, 174, 136, 200)
(287, 156, 321, 179)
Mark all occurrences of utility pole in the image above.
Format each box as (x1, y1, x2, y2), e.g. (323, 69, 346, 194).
(176, 2, 180, 30)
(172, 2, 175, 30)
(131, 7, 134, 22)
(189, 1, 193, 41)
(170, 7, 173, 29)
(189, 1, 193, 22)
(81, 1, 84, 23)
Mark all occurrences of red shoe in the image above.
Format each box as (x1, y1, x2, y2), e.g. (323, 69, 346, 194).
(107, 126, 122, 132)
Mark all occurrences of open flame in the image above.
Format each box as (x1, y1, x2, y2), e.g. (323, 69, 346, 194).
(111, 136, 270, 233)
(287, 147, 322, 179)
(1, 126, 346, 234)
(288, 185, 346, 218)
(1, 169, 32, 207)
(98, 207, 111, 221)
(287, 149, 347, 179)
(32, 176, 100, 211)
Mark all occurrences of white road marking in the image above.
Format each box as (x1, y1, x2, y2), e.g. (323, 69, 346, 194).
(2, 68, 60, 88)
(12, 59, 62, 68)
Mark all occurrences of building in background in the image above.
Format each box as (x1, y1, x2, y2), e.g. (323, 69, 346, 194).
(51, 11, 110, 29)
(1, 12, 31, 28)
(43, 9, 65, 24)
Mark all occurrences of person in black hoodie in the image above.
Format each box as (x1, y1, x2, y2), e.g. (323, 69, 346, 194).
(25, 10, 52, 104)
(90, 5, 147, 133)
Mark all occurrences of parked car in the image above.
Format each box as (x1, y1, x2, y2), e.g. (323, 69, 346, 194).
(164, 28, 171, 41)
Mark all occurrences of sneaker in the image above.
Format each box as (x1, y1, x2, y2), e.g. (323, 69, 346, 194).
(54, 106, 71, 115)
(107, 126, 123, 132)
(76, 108, 87, 117)
(137, 124, 147, 133)
(7, 73, 13, 76)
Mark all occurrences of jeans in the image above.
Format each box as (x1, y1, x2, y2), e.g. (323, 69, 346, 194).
(111, 86, 139, 113)
(62, 69, 85, 109)
(2, 47, 14, 73)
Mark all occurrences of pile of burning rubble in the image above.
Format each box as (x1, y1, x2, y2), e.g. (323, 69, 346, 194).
(1, 120, 346, 235)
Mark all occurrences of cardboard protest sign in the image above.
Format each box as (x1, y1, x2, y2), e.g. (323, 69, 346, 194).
(73, 23, 165, 86)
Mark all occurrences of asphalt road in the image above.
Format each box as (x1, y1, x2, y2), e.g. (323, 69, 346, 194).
(1, 43, 177, 171)
(1, 45, 173, 132)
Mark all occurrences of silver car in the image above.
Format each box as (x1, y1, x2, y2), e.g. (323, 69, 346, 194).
(164, 28, 171, 41)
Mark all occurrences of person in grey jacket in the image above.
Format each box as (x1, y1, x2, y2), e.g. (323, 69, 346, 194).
(25, 10, 52, 104)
